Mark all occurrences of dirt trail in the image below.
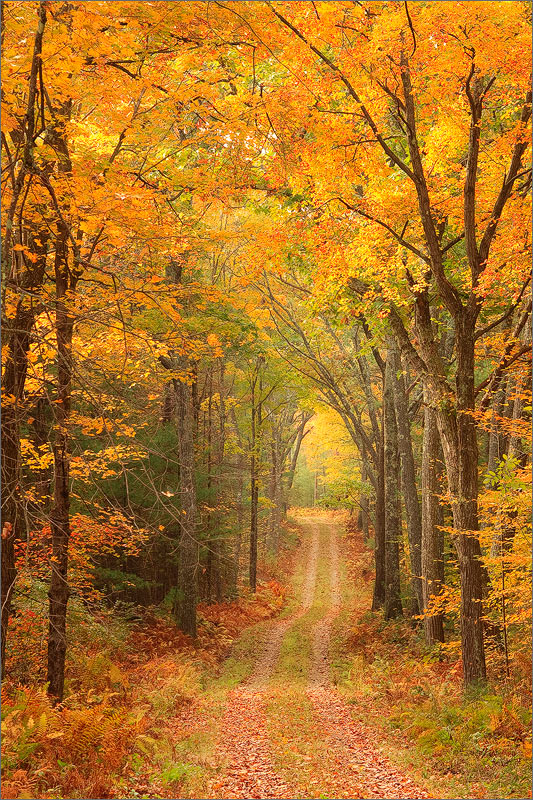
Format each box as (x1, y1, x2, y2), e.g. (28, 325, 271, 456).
(249, 523, 319, 687)
(207, 688, 292, 800)
(207, 524, 320, 799)
(309, 521, 340, 686)
(207, 517, 430, 800)
(306, 520, 429, 799)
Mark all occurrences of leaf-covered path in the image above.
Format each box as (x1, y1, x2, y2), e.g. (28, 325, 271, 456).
(206, 517, 430, 799)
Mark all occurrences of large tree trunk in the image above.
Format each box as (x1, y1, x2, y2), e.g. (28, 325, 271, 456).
(1, 263, 46, 674)
(46, 90, 76, 703)
(175, 370, 198, 637)
(249, 358, 263, 591)
(372, 439, 386, 610)
(436, 322, 486, 684)
(390, 345, 423, 615)
(47, 222, 74, 702)
(1, 310, 32, 676)
(358, 462, 370, 540)
(455, 330, 485, 683)
(421, 391, 445, 644)
(383, 350, 403, 619)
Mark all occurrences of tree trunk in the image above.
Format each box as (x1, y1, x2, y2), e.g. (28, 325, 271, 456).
(1, 2, 48, 677)
(249, 401, 258, 591)
(486, 382, 506, 475)
(268, 435, 279, 551)
(283, 412, 310, 514)
(205, 379, 214, 600)
(175, 371, 198, 637)
(354, 340, 386, 610)
(213, 359, 225, 602)
(46, 89, 76, 703)
(47, 222, 74, 702)
(1, 319, 29, 674)
(205, 373, 223, 602)
(421, 391, 445, 643)
(372, 436, 386, 610)
(490, 369, 531, 557)
(436, 322, 486, 684)
(359, 462, 370, 539)
(1, 284, 45, 674)
(249, 358, 263, 591)
(231, 409, 245, 594)
(383, 350, 403, 619)
(456, 333, 485, 683)
(390, 345, 423, 615)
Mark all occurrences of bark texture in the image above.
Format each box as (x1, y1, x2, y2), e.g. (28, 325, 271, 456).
(175, 370, 198, 638)
(383, 351, 403, 619)
(1, 1, 48, 678)
(390, 346, 423, 615)
(421, 392, 445, 644)
(47, 221, 74, 702)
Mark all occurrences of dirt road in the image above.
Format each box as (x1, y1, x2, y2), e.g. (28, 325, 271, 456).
(207, 517, 430, 800)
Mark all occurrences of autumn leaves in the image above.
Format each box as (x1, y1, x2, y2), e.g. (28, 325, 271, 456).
(2, 0, 531, 707)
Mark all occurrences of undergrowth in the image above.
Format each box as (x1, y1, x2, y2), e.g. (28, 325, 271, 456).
(333, 518, 532, 800)
(1, 576, 288, 800)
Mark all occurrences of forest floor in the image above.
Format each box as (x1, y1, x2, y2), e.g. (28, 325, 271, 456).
(198, 515, 430, 800)
(3, 512, 530, 799)
(146, 512, 530, 800)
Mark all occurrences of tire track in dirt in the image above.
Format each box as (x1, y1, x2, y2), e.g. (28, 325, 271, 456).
(306, 520, 431, 799)
(249, 522, 320, 687)
(207, 687, 292, 799)
(207, 523, 320, 799)
(309, 520, 340, 686)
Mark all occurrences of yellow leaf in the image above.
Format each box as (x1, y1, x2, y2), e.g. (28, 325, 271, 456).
(109, 663, 125, 685)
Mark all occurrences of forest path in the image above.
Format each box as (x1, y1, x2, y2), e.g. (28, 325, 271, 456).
(206, 516, 430, 800)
